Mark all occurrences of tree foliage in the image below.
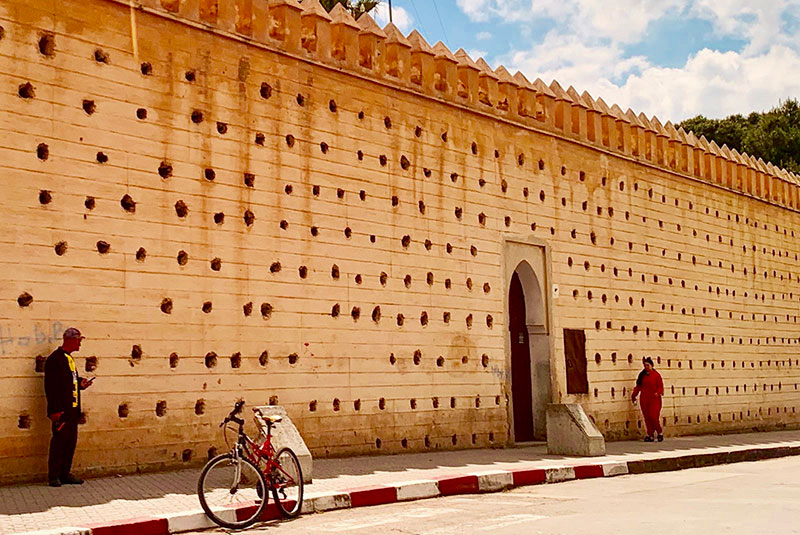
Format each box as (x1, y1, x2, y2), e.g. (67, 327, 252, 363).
(678, 99, 800, 174)
(318, 0, 380, 19)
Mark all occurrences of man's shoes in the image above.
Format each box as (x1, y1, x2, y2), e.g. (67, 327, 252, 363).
(644, 436, 654, 442)
(657, 434, 664, 442)
(48, 479, 62, 487)
(61, 475, 84, 485)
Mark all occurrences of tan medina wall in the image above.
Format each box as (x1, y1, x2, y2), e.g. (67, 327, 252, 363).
(1, 0, 800, 483)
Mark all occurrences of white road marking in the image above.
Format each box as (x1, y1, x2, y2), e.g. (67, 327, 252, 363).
(420, 514, 548, 535)
(316, 507, 459, 532)
(477, 514, 547, 530)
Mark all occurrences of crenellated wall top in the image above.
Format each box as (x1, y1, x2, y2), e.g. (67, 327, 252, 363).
(125, 0, 800, 209)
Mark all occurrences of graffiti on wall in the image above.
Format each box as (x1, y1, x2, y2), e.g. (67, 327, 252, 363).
(0, 322, 64, 353)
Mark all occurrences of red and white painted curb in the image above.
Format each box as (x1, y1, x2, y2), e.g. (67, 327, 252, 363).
(18, 443, 800, 535)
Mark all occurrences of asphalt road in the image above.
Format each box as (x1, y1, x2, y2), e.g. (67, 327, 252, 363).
(195, 457, 800, 534)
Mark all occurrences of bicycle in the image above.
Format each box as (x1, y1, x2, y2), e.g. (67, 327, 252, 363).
(197, 400, 304, 529)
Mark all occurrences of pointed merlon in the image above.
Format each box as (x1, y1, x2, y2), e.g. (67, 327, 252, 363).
(664, 121, 678, 137)
(720, 144, 733, 159)
(676, 126, 689, 144)
(650, 115, 667, 135)
(301, 0, 332, 20)
(756, 157, 768, 172)
(594, 96, 613, 116)
(513, 71, 533, 88)
(475, 57, 499, 79)
(697, 135, 710, 150)
(454, 49, 480, 72)
(709, 140, 721, 155)
(626, 108, 645, 127)
(653, 117, 669, 137)
(549, 80, 571, 102)
(357, 13, 386, 38)
(638, 112, 654, 131)
(581, 91, 598, 111)
(408, 30, 435, 55)
(494, 65, 517, 84)
(432, 41, 458, 63)
(685, 130, 698, 145)
(383, 23, 411, 46)
(566, 86, 588, 108)
(610, 103, 628, 122)
(533, 78, 556, 97)
(329, 3, 359, 28)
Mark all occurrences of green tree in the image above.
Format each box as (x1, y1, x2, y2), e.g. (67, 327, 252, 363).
(678, 99, 800, 174)
(319, 0, 380, 19)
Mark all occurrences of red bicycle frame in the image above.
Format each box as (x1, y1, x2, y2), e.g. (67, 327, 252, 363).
(235, 418, 298, 496)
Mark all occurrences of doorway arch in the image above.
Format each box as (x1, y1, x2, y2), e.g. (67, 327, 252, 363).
(508, 259, 550, 441)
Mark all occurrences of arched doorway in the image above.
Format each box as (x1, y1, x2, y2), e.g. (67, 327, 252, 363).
(509, 271, 533, 441)
(508, 260, 550, 441)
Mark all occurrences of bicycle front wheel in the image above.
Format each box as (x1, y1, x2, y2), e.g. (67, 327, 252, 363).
(197, 453, 268, 529)
(271, 448, 304, 518)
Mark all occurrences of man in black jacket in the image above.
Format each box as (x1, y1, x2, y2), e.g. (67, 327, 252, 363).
(44, 327, 93, 487)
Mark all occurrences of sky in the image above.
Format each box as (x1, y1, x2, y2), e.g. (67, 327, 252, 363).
(371, 0, 800, 123)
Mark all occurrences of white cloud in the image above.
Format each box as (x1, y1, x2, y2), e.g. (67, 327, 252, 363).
(476, 31, 493, 40)
(456, 0, 686, 43)
(618, 46, 800, 120)
(373, 4, 413, 33)
(457, 0, 800, 47)
(464, 0, 800, 121)
(504, 38, 800, 122)
(689, 1, 800, 54)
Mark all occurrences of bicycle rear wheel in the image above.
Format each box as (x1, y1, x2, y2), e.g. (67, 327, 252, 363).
(197, 453, 268, 529)
(270, 448, 304, 518)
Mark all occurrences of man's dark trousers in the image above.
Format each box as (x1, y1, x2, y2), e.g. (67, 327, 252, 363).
(48, 410, 78, 482)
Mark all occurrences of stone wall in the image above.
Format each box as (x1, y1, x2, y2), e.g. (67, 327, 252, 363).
(1, 0, 799, 483)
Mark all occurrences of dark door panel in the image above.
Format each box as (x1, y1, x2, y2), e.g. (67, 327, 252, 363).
(509, 272, 534, 441)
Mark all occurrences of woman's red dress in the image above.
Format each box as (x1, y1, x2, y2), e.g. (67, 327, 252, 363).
(632, 369, 664, 437)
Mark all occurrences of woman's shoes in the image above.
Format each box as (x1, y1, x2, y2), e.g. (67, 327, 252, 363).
(644, 436, 654, 442)
(657, 434, 664, 442)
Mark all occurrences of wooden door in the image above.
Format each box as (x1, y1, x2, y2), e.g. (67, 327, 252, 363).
(509, 272, 534, 441)
(564, 329, 588, 394)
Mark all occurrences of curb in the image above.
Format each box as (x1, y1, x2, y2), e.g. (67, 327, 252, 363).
(19, 444, 800, 535)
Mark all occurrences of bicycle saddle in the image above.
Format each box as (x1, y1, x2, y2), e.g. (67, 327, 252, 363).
(263, 415, 283, 424)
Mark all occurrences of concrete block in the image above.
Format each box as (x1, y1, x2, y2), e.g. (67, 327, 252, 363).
(164, 509, 218, 533)
(16, 529, 91, 535)
(601, 461, 629, 477)
(546, 403, 606, 456)
(394, 479, 440, 501)
(544, 466, 576, 483)
(475, 469, 514, 491)
(253, 405, 313, 483)
(310, 491, 351, 512)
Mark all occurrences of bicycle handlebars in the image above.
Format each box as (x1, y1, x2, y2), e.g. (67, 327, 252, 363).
(219, 400, 246, 428)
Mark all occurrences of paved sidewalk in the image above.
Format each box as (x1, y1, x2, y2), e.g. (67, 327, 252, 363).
(3, 430, 800, 535)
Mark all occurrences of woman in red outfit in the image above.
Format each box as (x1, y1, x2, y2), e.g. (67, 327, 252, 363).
(631, 357, 664, 442)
